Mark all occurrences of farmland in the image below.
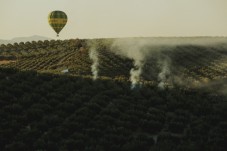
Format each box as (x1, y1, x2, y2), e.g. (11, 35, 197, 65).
(0, 38, 227, 151)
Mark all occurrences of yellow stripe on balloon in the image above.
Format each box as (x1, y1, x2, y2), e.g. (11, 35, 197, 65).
(48, 19, 67, 24)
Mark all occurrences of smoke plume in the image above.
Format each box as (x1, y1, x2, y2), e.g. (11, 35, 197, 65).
(130, 60, 143, 89)
(89, 44, 99, 80)
(111, 38, 149, 89)
(158, 58, 171, 90)
(110, 37, 227, 89)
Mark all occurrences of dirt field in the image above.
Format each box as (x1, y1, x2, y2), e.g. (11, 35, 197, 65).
(0, 60, 16, 65)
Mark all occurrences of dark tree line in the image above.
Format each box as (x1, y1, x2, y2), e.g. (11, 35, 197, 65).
(0, 68, 226, 151)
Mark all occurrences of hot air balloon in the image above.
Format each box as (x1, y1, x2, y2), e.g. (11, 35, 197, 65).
(48, 11, 67, 37)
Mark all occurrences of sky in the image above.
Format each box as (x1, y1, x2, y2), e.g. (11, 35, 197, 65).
(1, 0, 227, 39)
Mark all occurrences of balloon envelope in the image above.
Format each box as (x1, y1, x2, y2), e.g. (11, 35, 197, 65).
(48, 11, 67, 36)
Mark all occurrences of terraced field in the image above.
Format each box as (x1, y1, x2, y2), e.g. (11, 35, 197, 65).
(1, 38, 227, 87)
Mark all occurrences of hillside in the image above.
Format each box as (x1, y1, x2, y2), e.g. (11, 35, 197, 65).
(1, 37, 227, 90)
(0, 37, 227, 151)
(0, 35, 52, 45)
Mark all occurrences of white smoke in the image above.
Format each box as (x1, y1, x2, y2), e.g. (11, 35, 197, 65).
(158, 59, 171, 90)
(110, 37, 227, 89)
(130, 60, 143, 89)
(111, 38, 148, 89)
(89, 48, 99, 80)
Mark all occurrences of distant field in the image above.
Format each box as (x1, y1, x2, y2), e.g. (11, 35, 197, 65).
(0, 37, 227, 89)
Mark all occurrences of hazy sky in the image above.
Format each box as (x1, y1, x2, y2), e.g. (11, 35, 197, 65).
(1, 0, 227, 39)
